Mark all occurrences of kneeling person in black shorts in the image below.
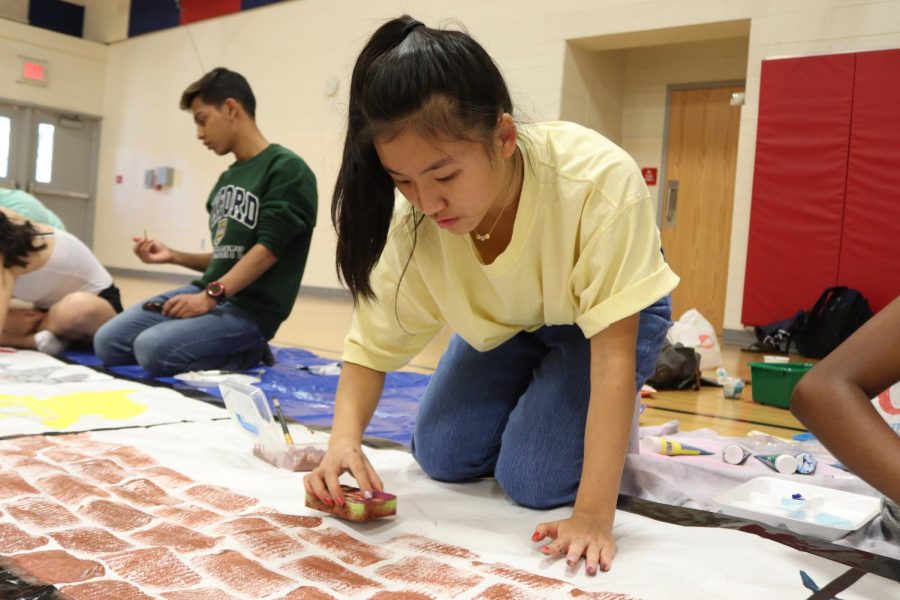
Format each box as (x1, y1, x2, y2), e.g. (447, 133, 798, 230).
(0, 208, 122, 354)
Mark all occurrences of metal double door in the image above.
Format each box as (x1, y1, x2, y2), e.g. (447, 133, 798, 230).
(0, 101, 100, 245)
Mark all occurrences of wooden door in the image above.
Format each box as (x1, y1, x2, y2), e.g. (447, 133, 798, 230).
(660, 85, 742, 332)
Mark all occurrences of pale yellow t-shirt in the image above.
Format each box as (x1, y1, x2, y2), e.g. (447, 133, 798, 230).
(344, 121, 679, 372)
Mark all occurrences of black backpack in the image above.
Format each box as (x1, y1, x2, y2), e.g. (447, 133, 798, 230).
(648, 342, 701, 391)
(792, 286, 873, 358)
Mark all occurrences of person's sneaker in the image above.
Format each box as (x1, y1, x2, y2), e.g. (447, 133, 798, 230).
(34, 330, 69, 355)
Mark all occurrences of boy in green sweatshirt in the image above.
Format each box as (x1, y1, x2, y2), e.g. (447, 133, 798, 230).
(94, 67, 317, 376)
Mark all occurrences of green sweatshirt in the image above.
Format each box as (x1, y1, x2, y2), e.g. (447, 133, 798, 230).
(192, 144, 317, 339)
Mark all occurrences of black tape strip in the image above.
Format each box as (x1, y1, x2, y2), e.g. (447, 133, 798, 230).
(643, 403, 807, 432)
(616, 495, 900, 583)
(808, 567, 866, 599)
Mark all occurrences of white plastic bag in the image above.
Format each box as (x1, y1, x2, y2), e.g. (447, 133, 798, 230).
(666, 308, 722, 370)
(873, 382, 900, 436)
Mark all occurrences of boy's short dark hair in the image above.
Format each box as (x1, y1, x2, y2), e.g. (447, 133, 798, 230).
(180, 67, 256, 118)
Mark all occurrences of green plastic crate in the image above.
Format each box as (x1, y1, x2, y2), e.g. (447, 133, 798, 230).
(748, 362, 814, 409)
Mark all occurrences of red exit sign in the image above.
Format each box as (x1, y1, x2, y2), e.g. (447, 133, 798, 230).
(641, 167, 658, 186)
(20, 58, 47, 86)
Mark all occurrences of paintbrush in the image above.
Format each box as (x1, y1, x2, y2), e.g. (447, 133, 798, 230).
(272, 396, 294, 445)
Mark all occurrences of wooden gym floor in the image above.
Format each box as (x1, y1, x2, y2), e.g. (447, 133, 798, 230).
(115, 274, 808, 440)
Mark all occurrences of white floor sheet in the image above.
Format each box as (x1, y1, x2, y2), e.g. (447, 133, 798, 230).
(93, 420, 899, 599)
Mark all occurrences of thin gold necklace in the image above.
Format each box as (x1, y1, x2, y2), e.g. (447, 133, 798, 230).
(473, 152, 521, 242)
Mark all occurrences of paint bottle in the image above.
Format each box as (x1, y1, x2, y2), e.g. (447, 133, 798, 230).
(794, 452, 818, 474)
(640, 436, 713, 456)
(755, 453, 798, 474)
(722, 443, 752, 465)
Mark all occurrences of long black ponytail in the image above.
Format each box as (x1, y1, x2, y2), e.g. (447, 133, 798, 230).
(332, 15, 513, 302)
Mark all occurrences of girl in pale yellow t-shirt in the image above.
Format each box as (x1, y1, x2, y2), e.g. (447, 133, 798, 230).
(305, 15, 678, 575)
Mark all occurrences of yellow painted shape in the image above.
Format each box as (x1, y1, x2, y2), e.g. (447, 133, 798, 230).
(0, 389, 146, 429)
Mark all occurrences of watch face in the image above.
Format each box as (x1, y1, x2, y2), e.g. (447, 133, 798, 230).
(207, 282, 224, 296)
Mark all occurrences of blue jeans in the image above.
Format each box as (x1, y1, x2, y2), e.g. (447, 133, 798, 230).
(93, 285, 268, 376)
(411, 295, 672, 509)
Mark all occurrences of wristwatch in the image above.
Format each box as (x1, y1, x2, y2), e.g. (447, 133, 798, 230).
(205, 280, 227, 305)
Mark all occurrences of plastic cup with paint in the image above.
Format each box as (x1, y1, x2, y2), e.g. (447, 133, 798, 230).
(722, 443, 752, 465)
(755, 453, 798, 474)
(640, 435, 713, 456)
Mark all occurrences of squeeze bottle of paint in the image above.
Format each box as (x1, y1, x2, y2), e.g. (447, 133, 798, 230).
(755, 453, 799, 474)
(722, 443, 752, 465)
(640, 436, 713, 456)
(794, 452, 818, 474)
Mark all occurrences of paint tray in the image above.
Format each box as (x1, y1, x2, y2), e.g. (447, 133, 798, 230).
(219, 380, 326, 471)
(713, 476, 882, 541)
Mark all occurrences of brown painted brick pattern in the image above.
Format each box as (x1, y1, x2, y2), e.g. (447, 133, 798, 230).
(61, 580, 154, 600)
(35, 473, 110, 504)
(231, 526, 306, 561)
(214, 516, 276, 535)
(1, 433, 637, 600)
(130, 522, 221, 552)
(472, 561, 569, 591)
(0, 471, 39, 498)
(50, 527, 131, 554)
(282, 555, 383, 596)
(8, 456, 66, 478)
(0, 522, 48, 553)
(475, 583, 545, 599)
(79, 499, 154, 531)
(283, 586, 338, 599)
(569, 592, 639, 599)
(297, 527, 390, 567)
(390, 534, 478, 559)
(377, 556, 483, 596)
(161, 588, 239, 599)
(112, 477, 180, 507)
(105, 444, 158, 467)
(4, 435, 58, 454)
(8, 549, 104, 583)
(69, 457, 128, 484)
(155, 504, 223, 527)
(184, 484, 259, 513)
(255, 511, 323, 529)
(140, 466, 195, 488)
(5, 497, 80, 529)
(40, 445, 91, 463)
(105, 547, 202, 588)
(192, 549, 293, 596)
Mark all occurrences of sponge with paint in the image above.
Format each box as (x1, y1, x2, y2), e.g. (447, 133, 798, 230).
(305, 485, 396, 521)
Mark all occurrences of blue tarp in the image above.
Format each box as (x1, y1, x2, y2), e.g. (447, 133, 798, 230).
(63, 346, 429, 446)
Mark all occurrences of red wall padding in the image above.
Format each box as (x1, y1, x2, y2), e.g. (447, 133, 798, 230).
(839, 49, 900, 312)
(179, 0, 241, 25)
(742, 54, 856, 325)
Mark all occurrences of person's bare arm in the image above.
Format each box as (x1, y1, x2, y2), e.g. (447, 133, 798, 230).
(533, 314, 639, 574)
(132, 236, 212, 272)
(304, 362, 387, 506)
(0, 268, 14, 340)
(162, 244, 278, 319)
(791, 297, 900, 502)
